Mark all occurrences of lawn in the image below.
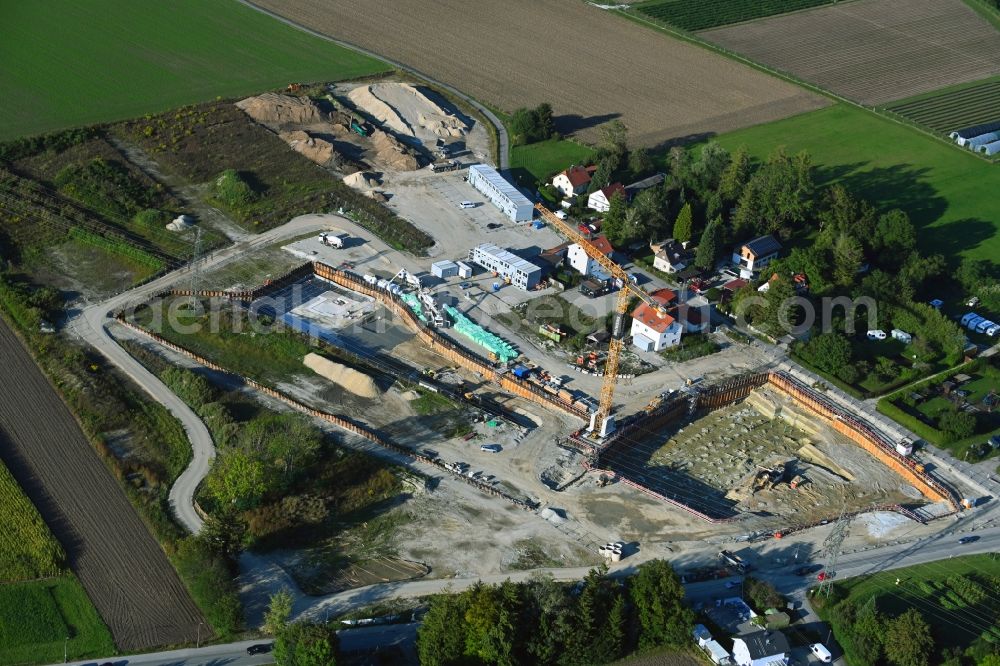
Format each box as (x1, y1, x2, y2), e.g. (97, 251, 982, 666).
(510, 138, 595, 188)
(0, 576, 115, 665)
(715, 104, 1000, 264)
(814, 554, 1000, 663)
(0, 0, 389, 141)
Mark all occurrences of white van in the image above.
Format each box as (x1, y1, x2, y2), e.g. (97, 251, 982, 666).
(810, 643, 832, 663)
(459, 201, 476, 209)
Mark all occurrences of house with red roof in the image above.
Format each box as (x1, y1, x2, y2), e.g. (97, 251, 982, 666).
(552, 165, 592, 198)
(587, 183, 626, 212)
(567, 235, 614, 279)
(630, 298, 682, 352)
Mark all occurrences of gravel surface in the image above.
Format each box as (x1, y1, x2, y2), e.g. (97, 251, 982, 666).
(0, 319, 206, 650)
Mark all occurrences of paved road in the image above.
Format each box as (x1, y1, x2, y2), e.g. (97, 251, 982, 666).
(70, 214, 344, 533)
(238, 0, 510, 170)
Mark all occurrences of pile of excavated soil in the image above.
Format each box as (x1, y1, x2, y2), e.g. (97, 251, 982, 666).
(348, 85, 413, 136)
(366, 82, 467, 139)
(235, 93, 325, 126)
(280, 130, 335, 166)
(369, 129, 419, 171)
(303, 353, 379, 399)
(342, 171, 382, 189)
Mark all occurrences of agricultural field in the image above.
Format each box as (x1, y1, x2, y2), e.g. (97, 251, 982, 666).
(250, 0, 828, 147)
(633, 0, 835, 32)
(715, 104, 1000, 264)
(0, 0, 389, 141)
(0, 576, 115, 665)
(884, 77, 1000, 135)
(816, 554, 1000, 665)
(0, 319, 206, 651)
(701, 0, 1000, 106)
(0, 460, 64, 582)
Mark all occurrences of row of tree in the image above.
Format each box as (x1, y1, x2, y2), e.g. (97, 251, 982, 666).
(264, 589, 339, 665)
(416, 560, 694, 666)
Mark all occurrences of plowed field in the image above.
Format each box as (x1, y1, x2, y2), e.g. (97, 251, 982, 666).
(0, 320, 205, 651)
(702, 0, 1000, 106)
(247, 0, 827, 147)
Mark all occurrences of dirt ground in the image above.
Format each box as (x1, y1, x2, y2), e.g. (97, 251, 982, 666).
(0, 320, 205, 650)
(602, 385, 920, 523)
(701, 0, 1000, 106)
(250, 0, 827, 147)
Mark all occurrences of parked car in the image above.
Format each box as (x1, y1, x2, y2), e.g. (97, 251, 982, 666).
(958, 535, 979, 544)
(810, 643, 833, 663)
(486, 222, 502, 229)
(247, 643, 273, 655)
(480, 444, 501, 453)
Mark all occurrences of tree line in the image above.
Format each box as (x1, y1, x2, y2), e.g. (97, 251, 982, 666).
(417, 560, 694, 666)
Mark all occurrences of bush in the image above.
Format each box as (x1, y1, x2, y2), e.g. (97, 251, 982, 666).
(214, 169, 257, 209)
(173, 536, 241, 637)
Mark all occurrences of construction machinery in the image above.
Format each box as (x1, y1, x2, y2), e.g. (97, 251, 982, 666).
(534, 203, 671, 437)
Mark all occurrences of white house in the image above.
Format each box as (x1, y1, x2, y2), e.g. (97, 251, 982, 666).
(630, 289, 681, 351)
(551, 165, 592, 198)
(587, 183, 626, 212)
(732, 235, 782, 279)
(567, 235, 614, 279)
(652, 239, 688, 274)
(732, 631, 790, 666)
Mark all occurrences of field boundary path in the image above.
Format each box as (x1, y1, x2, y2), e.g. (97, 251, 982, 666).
(0, 319, 207, 650)
(237, 0, 510, 169)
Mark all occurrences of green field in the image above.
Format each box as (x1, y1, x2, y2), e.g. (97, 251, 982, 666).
(885, 77, 1000, 135)
(634, 0, 835, 31)
(0, 0, 390, 141)
(715, 104, 1000, 263)
(816, 554, 1000, 664)
(510, 138, 595, 187)
(0, 461, 65, 583)
(0, 577, 115, 665)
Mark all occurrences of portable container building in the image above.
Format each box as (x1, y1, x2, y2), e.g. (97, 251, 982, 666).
(456, 261, 473, 279)
(431, 260, 459, 279)
(467, 164, 533, 222)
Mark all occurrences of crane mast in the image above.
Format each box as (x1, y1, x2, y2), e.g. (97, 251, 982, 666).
(534, 203, 670, 437)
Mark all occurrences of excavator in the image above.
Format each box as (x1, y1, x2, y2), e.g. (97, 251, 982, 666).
(534, 203, 672, 438)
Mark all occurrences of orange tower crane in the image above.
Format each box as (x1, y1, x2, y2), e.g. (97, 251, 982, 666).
(534, 203, 671, 437)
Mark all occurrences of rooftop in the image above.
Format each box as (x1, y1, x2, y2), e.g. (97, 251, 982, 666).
(558, 165, 592, 188)
(473, 243, 542, 274)
(737, 631, 790, 659)
(632, 300, 675, 333)
(741, 234, 782, 257)
(587, 235, 614, 256)
(625, 172, 666, 193)
(469, 164, 532, 207)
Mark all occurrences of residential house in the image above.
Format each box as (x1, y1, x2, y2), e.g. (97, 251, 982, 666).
(624, 172, 665, 198)
(674, 301, 710, 334)
(731, 631, 790, 666)
(722, 278, 749, 304)
(567, 235, 614, 279)
(732, 235, 782, 279)
(552, 165, 592, 198)
(587, 183, 626, 212)
(630, 288, 681, 351)
(652, 238, 688, 274)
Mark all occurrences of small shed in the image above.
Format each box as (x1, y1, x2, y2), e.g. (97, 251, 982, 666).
(704, 639, 732, 665)
(456, 261, 473, 279)
(431, 260, 459, 279)
(633, 334, 655, 352)
(953, 373, 972, 385)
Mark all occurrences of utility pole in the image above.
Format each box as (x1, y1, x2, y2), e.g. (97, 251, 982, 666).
(186, 226, 203, 303)
(820, 502, 852, 597)
(197, 621, 203, 648)
(64, 636, 68, 663)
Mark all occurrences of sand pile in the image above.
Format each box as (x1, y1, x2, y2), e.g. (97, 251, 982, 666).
(280, 130, 336, 165)
(797, 443, 855, 482)
(235, 93, 325, 126)
(370, 129, 420, 171)
(348, 85, 414, 136)
(342, 171, 382, 189)
(303, 353, 379, 399)
(355, 83, 468, 140)
(166, 215, 194, 231)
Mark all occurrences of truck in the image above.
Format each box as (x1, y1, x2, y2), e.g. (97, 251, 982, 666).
(319, 232, 346, 249)
(718, 550, 749, 572)
(430, 159, 460, 173)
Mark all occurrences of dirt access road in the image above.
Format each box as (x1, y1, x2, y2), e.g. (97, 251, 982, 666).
(245, 0, 827, 147)
(0, 320, 206, 651)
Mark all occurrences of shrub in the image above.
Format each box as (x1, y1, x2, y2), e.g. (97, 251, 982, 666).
(214, 169, 257, 209)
